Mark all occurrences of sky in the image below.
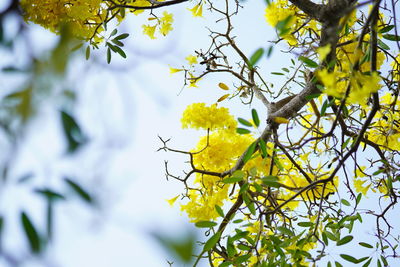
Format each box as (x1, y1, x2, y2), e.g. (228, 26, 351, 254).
(0, 0, 399, 266)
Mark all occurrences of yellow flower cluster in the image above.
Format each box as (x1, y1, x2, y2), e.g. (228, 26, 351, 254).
(20, 0, 106, 40)
(368, 93, 400, 151)
(336, 34, 386, 73)
(264, 0, 297, 27)
(181, 103, 237, 131)
(20, 0, 175, 41)
(142, 11, 174, 39)
(181, 118, 254, 221)
(264, 0, 319, 46)
(180, 103, 340, 222)
(317, 69, 381, 105)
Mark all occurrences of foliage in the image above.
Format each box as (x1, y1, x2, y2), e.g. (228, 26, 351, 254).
(2, 0, 400, 266)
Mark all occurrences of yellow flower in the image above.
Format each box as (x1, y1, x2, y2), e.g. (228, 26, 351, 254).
(188, 72, 200, 87)
(188, 2, 203, 17)
(181, 103, 236, 131)
(142, 24, 157, 39)
(354, 179, 371, 195)
(185, 55, 198, 65)
(169, 66, 183, 74)
(20, 0, 106, 40)
(167, 195, 179, 206)
(159, 11, 174, 36)
(317, 44, 331, 62)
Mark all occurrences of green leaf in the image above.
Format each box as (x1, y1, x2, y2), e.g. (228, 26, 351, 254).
(110, 29, 118, 37)
(379, 25, 394, 33)
(320, 99, 329, 116)
(359, 242, 373, 249)
(238, 118, 253, 127)
(335, 261, 343, 267)
(341, 199, 351, 206)
(21, 211, 41, 253)
(204, 232, 221, 252)
(298, 222, 314, 227)
(380, 256, 388, 266)
(356, 193, 362, 205)
(107, 47, 111, 64)
(325, 230, 337, 241)
(0, 216, 4, 247)
(71, 43, 83, 52)
(248, 48, 264, 68)
(378, 39, 390, 50)
(85, 46, 90, 60)
(337, 235, 353, 246)
(219, 261, 232, 267)
(340, 254, 359, 264)
(362, 258, 372, 267)
(266, 46, 273, 58)
(276, 15, 293, 36)
(271, 72, 285, 75)
(322, 232, 328, 245)
(299, 56, 318, 68)
(243, 141, 257, 163)
(305, 93, 321, 100)
(259, 139, 267, 158)
(114, 33, 130, 40)
(237, 243, 251, 251)
(382, 34, 400, 41)
(234, 254, 251, 264)
(215, 205, 224, 217)
(111, 39, 124, 47)
(108, 43, 127, 58)
(236, 128, 251, 134)
(261, 176, 280, 188)
(195, 221, 218, 228)
(239, 183, 249, 195)
(251, 109, 260, 127)
(34, 188, 65, 201)
(222, 176, 242, 184)
(64, 177, 93, 204)
(277, 226, 294, 236)
(243, 193, 256, 215)
(60, 110, 87, 153)
(357, 257, 369, 263)
(151, 231, 195, 263)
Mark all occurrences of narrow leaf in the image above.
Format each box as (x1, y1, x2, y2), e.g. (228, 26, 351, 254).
(340, 254, 359, 263)
(64, 178, 93, 204)
(85, 46, 90, 60)
(341, 199, 350, 206)
(215, 205, 224, 217)
(337, 235, 353, 246)
(114, 33, 129, 40)
(204, 232, 221, 252)
(243, 141, 257, 163)
(248, 48, 264, 68)
(238, 118, 253, 127)
(236, 128, 251, 134)
(251, 109, 260, 127)
(195, 221, 218, 228)
(299, 56, 318, 68)
(21, 212, 41, 253)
